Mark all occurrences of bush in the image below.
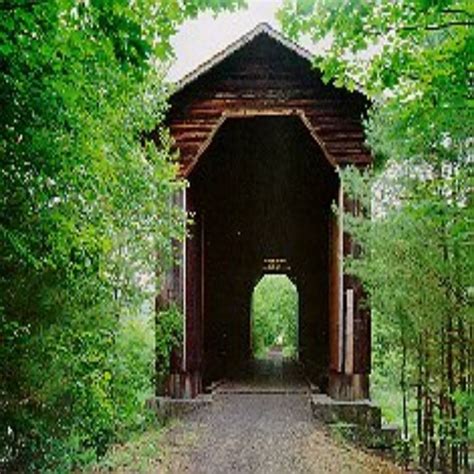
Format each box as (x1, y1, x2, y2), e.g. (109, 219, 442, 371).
(1, 292, 159, 472)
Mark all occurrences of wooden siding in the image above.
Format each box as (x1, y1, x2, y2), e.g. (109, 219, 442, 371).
(167, 32, 371, 177)
(162, 28, 372, 398)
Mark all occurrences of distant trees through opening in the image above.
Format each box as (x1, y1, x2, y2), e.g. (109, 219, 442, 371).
(251, 274, 298, 360)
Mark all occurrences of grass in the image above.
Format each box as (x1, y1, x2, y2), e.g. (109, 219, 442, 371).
(371, 384, 403, 425)
(85, 421, 171, 473)
(371, 377, 418, 433)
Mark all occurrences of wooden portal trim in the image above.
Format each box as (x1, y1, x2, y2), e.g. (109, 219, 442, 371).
(182, 187, 187, 372)
(337, 182, 344, 371)
(181, 108, 337, 178)
(329, 178, 344, 373)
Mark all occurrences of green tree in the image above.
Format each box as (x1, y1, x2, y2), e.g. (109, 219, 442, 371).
(252, 275, 298, 358)
(279, 1, 472, 470)
(0, 0, 242, 470)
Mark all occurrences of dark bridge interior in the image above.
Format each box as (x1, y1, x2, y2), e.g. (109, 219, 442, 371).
(189, 116, 339, 388)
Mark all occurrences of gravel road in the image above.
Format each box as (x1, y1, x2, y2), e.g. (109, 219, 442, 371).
(161, 358, 400, 474)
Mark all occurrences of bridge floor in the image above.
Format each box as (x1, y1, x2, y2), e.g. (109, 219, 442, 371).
(214, 353, 309, 394)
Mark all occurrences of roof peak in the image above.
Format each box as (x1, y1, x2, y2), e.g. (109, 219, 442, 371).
(172, 22, 314, 95)
(250, 22, 275, 33)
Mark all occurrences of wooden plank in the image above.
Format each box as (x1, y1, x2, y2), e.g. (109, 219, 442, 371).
(329, 183, 344, 372)
(176, 97, 347, 111)
(344, 288, 354, 375)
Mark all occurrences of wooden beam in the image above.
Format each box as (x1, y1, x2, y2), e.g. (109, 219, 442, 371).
(344, 288, 354, 374)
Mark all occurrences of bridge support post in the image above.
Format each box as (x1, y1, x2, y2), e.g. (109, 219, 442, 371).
(328, 179, 371, 401)
(160, 186, 204, 399)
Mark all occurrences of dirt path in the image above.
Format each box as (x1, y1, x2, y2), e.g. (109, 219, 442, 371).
(162, 393, 400, 474)
(161, 357, 400, 474)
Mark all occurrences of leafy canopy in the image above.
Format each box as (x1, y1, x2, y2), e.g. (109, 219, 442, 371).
(279, 2, 473, 469)
(0, 0, 243, 470)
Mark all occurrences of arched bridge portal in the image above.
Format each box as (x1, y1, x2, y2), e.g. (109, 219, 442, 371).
(157, 24, 371, 401)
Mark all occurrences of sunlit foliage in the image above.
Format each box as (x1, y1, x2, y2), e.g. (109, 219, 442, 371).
(0, 0, 242, 470)
(251, 275, 298, 358)
(280, 1, 472, 471)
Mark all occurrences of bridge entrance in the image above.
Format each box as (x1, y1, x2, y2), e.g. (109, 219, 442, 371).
(188, 116, 337, 389)
(159, 24, 372, 400)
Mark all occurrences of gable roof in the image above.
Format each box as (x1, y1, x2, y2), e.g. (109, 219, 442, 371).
(173, 23, 315, 95)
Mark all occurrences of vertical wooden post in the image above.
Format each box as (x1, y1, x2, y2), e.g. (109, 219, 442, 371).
(182, 187, 187, 373)
(328, 175, 370, 401)
(183, 186, 203, 398)
(329, 178, 344, 373)
(344, 288, 354, 374)
(156, 189, 186, 397)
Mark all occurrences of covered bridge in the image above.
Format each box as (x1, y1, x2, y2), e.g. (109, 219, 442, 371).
(158, 23, 372, 401)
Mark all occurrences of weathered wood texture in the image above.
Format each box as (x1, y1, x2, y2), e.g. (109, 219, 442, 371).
(167, 32, 371, 177)
(163, 27, 373, 399)
(343, 195, 371, 376)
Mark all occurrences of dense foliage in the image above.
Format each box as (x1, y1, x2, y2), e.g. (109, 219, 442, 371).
(251, 275, 298, 358)
(280, 1, 472, 471)
(0, 0, 241, 471)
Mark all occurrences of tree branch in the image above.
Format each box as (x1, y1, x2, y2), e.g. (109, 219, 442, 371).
(400, 21, 474, 32)
(441, 8, 474, 17)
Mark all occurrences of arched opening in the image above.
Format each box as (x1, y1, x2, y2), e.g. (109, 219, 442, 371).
(251, 274, 298, 360)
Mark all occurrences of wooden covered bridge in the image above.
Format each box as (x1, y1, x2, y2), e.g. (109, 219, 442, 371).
(158, 23, 372, 401)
